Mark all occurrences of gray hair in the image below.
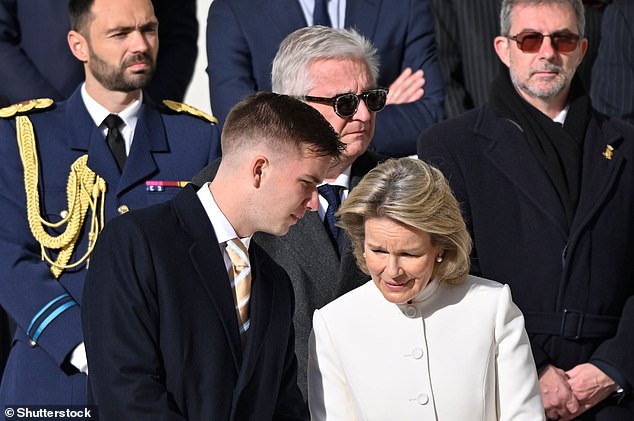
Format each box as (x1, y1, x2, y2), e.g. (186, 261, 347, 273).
(500, 0, 585, 37)
(271, 25, 379, 96)
(337, 158, 472, 285)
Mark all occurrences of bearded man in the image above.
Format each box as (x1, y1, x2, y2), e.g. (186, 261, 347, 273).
(0, 0, 220, 406)
(418, 0, 634, 419)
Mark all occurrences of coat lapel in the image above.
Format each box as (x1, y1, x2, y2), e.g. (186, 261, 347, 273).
(570, 116, 625, 237)
(65, 90, 164, 197)
(64, 89, 121, 187)
(117, 101, 165, 195)
(478, 110, 569, 236)
(174, 187, 243, 370)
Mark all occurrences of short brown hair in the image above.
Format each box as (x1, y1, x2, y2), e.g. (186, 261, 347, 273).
(221, 92, 344, 159)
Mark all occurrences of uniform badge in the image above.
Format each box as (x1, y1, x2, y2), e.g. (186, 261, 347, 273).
(0, 98, 54, 118)
(162, 99, 218, 124)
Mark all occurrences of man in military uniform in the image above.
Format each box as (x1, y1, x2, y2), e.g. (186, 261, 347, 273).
(0, 0, 220, 406)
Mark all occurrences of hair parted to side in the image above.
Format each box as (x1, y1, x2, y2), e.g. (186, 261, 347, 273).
(271, 25, 379, 96)
(337, 158, 472, 285)
(68, 0, 96, 33)
(220, 92, 345, 159)
(500, 0, 585, 37)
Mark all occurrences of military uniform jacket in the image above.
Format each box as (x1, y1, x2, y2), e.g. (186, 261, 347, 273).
(418, 103, 634, 418)
(0, 87, 220, 405)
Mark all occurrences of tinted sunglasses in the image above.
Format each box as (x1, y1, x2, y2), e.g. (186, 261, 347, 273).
(508, 31, 580, 53)
(301, 88, 388, 118)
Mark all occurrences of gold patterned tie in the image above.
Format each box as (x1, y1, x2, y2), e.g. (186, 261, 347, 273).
(226, 238, 252, 342)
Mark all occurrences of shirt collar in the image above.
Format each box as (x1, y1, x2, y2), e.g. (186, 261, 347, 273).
(553, 104, 570, 125)
(81, 83, 143, 130)
(196, 182, 252, 249)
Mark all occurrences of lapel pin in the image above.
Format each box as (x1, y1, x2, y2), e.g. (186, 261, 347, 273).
(602, 145, 614, 160)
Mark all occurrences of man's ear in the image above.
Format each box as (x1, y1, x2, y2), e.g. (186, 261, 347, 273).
(250, 156, 268, 188)
(68, 30, 89, 63)
(576, 38, 588, 67)
(494, 36, 511, 68)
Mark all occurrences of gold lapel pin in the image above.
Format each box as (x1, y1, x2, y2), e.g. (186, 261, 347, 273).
(602, 145, 614, 160)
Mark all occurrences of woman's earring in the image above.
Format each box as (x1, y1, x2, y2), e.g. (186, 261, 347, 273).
(362, 252, 366, 258)
(436, 255, 444, 263)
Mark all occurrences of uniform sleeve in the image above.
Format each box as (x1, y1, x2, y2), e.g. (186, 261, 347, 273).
(206, 0, 258, 128)
(0, 119, 82, 369)
(495, 285, 545, 421)
(81, 216, 186, 420)
(308, 310, 357, 421)
(371, 0, 444, 157)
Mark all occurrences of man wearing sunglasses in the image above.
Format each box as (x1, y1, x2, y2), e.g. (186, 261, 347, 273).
(418, 0, 634, 419)
(194, 26, 386, 400)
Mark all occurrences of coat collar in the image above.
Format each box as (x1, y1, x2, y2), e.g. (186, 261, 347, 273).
(174, 186, 244, 370)
(64, 87, 167, 196)
(474, 104, 625, 237)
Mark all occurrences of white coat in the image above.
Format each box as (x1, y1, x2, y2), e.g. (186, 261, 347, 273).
(308, 275, 545, 421)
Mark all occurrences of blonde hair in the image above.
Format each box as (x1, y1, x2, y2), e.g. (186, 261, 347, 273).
(337, 158, 471, 284)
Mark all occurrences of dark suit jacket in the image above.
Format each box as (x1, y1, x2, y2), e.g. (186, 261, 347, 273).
(591, 0, 634, 125)
(431, 0, 611, 118)
(206, 0, 444, 157)
(82, 186, 307, 420)
(0, 0, 198, 103)
(0, 87, 220, 405)
(418, 103, 634, 418)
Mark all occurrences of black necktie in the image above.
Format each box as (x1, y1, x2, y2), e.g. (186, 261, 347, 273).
(318, 184, 342, 253)
(103, 114, 127, 171)
(313, 0, 331, 27)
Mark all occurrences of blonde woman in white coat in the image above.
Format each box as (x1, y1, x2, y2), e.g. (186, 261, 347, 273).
(308, 158, 545, 421)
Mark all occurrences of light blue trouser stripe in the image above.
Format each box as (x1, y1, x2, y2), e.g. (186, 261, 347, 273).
(26, 293, 70, 337)
(32, 301, 77, 343)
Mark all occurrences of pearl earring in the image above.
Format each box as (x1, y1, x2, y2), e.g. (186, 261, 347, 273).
(436, 255, 444, 263)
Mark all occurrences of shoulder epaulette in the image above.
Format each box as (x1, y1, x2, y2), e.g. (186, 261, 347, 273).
(162, 99, 218, 124)
(0, 98, 55, 119)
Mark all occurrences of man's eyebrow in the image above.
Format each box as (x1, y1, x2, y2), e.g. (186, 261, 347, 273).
(305, 174, 323, 184)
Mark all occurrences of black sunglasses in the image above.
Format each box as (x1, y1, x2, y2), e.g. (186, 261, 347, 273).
(508, 31, 580, 53)
(301, 88, 388, 118)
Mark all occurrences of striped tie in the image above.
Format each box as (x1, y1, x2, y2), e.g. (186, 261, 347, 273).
(226, 238, 252, 342)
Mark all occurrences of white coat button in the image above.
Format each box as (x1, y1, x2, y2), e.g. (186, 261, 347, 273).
(412, 348, 424, 359)
(117, 205, 129, 215)
(59, 209, 69, 219)
(405, 305, 417, 318)
(417, 393, 429, 405)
